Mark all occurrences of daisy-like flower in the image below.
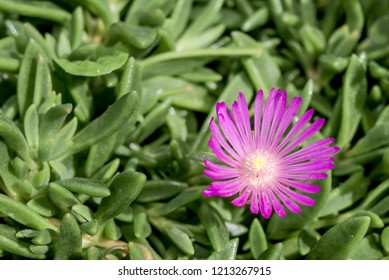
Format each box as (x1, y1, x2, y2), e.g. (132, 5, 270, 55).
(203, 88, 339, 218)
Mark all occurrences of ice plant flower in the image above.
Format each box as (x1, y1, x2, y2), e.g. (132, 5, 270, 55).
(203, 88, 339, 218)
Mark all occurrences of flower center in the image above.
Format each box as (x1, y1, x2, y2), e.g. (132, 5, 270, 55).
(242, 151, 277, 187)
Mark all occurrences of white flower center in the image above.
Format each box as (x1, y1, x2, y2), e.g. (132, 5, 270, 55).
(242, 151, 278, 187)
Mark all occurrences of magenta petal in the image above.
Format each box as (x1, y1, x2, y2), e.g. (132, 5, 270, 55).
(217, 102, 246, 155)
(277, 185, 315, 206)
(267, 189, 286, 217)
(209, 118, 240, 161)
(231, 189, 251, 207)
(264, 91, 287, 149)
(250, 189, 260, 214)
(278, 178, 321, 193)
(259, 188, 273, 218)
(203, 189, 218, 197)
(210, 178, 245, 197)
(203, 169, 238, 180)
(259, 88, 280, 147)
(269, 96, 302, 150)
(278, 118, 326, 157)
(273, 188, 302, 214)
(275, 109, 314, 153)
(254, 90, 264, 146)
(208, 136, 239, 167)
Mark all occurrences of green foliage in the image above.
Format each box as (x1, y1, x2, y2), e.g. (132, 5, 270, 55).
(0, 0, 389, 260)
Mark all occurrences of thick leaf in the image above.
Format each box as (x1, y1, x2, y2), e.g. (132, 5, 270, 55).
(53, 178, 110, 197)
(232, 31, 281, 95)
(133, 205, 152, 239)
(164, 223, 194, 255)
(249, 218, 268, 259)
(306, 216, 370, 259)
(337, 54, 367, 149)
(128, 241, 154, 260)
(259, 243, 283, 260)
(96, 171, 146, 222)
(54, 213, 82, 260)
(198, 204, 229, 252)
(0, 110, 32, 165)
(319, 171, 369, 217)
(350, 235, 384, 260)
(136, 180, 187, 203)
(71, 91, 139, 154)
(0, 230, 44, 259)
(208, 238, 239, 260)
(0, 194, 57, 231)
(159, 187, 202, 215)
(55, 52, 129, 77)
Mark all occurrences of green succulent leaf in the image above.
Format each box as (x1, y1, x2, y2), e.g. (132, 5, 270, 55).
(96, 171, 146, 222)
(306, 216, 371, 260)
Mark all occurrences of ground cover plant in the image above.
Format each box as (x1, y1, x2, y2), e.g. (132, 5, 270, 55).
(0, 0, 389, 260)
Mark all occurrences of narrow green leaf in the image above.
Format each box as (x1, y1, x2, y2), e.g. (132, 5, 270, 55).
(54, 178, 110, 197)
(71, 204, 93, 224)
(164, 223, 194, 255)
(306, 216, 370, 260)
(136, 180, 187, 203)
(55, 52, 129, 77)
(134, 98, 171, 143)
(259, 243, 283, 260)
(38, 103, 72, 161)
(84, 134, 117, 177)
(0, 194, 57, 231)
(133, 205, 152, 239)
(358, 179, 389, 210)
(0, 105, 32, 165)
(337, 54, 367, 150)
(298, 228, 320, 255)
(159, 187, 202, 215)
(177, 0, 223, 47)
(17, 40, 40, 118)
(117, 57, 141, 99)
(350, 235, 384, 260)
(96, 171, 146, 222)
(27, 195, 57, 217)
(198, 204, 229, 252)
(71, 91, 139, 154)
(0, 0, 71, 23)
(104, 218, 122, 241)
(128, 241, 155, 260)
(348, 124, 389, 156)
(0, 231, 44, 259)
(31, 229, 51, 245)
(54, 213, 82, 260)
(23, 104, 39, 155)
(232, 31, 281, 95)
(69, 7, 85, 50)
(319, 171, 369, 217)
(164, 0, 193, 39)
(249, 218, 268, 259)
(208, 238, 239, 260)
(49, 183, 81, 210)
(105, 23, 157, 49)
(381, 226, 389, 252)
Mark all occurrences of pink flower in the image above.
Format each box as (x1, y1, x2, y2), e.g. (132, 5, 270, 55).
(203, 88, 339, 218)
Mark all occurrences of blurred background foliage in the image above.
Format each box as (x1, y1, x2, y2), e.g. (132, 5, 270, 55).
(0, 0, 389, 260)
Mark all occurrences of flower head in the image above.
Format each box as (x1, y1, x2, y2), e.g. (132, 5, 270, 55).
(203, 88, 339, 218)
